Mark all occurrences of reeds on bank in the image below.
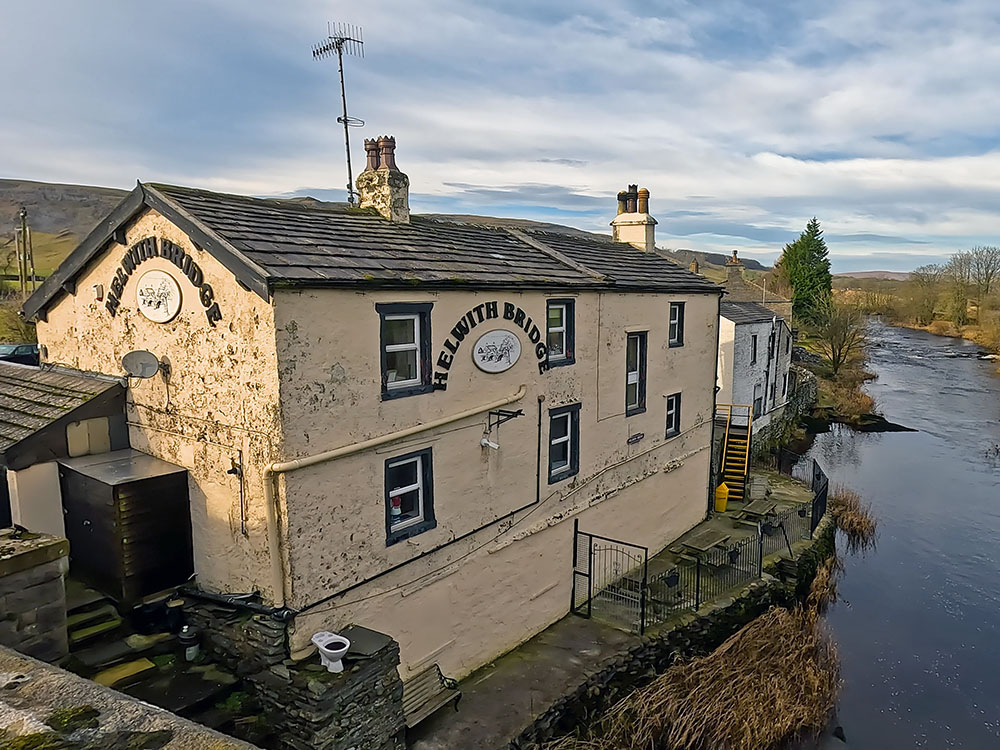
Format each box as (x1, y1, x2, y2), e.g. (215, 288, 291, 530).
(545, 557, 842, 750)
(828, 487, 878, 554)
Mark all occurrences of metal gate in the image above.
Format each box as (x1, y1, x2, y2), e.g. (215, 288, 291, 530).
(571, 520, 649, 634)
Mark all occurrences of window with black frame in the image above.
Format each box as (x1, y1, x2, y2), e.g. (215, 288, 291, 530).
(669, 302, 685, 347)
(625, 332, 647, 415)
(377, 302, 432, 399)
(548, 403, 580, 483)
(665, 392, 682, 437)
(385, 448, 436, 545)
(546, 299, 575, 366)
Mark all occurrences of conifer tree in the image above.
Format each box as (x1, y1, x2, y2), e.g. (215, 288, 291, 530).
(774, 217, 832, 321)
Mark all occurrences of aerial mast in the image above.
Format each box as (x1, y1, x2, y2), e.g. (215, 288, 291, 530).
(312, 22, 365, 205)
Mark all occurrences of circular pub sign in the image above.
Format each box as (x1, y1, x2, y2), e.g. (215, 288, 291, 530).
(472, 329, 522, 373)
(135, 269, 182, 323)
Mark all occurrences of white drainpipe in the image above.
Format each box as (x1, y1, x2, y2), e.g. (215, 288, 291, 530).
(261, 384, 529, 608)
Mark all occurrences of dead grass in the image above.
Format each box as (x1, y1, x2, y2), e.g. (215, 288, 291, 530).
(546, 564, 843, 750)
(828, 487, 878, 554)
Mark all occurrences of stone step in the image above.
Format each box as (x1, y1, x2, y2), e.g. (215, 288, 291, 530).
(65, 580, 109, 614)
(74, 632, 174, 669)
(66, 603, 119, 630)
(93, 657, 157, 687)
(69, 616, 124, 646)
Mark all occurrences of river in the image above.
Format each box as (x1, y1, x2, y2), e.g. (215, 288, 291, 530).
(807, 320, 1000, 748)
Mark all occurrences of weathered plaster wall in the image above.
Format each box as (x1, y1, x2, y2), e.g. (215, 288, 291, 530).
(716, 317, 736, 405)
(7, 462, 63, 537)
(36, 209, 283, 599)
(274, 288, 719, 677)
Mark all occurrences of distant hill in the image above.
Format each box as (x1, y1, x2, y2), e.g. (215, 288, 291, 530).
(0, 178, 127, 277)
(834, 271, 912, 281)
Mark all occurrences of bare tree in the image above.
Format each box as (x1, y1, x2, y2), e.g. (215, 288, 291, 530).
(908, 264, 944, 324)
(814, 298, 866, 377)
(970, 245, 1000, 302)
(946, 252, 973, 325)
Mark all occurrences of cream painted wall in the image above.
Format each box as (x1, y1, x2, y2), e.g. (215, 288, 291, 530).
(274, 287, 720, 675)
(8, 462, 63, 537)
(36, 209, 283, 598)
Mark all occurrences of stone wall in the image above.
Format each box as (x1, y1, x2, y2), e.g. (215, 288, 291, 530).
(0, 643, 258, 749)
(0, 529, 68, 663)
(510, 518, 836, 749)
(185, 601, 404, 750)
(251, 626, 404, 750)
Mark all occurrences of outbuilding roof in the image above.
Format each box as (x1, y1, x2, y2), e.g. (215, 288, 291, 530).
(720, 301, 782, 324)
(23, 183, 719, 321)
(0, 362, 124, 466)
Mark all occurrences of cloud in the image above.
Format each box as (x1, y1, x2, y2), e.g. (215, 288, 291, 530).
(1, 0, 999, 271)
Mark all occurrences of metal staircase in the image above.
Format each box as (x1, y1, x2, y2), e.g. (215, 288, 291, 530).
(717, 404, 753, 503)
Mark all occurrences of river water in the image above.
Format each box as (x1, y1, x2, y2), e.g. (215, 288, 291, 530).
(807, 320, 1000, 748)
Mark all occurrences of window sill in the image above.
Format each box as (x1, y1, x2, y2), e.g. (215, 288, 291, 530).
(548, 467, 578, 485)
(386, 518, 437, 546)
(381, 383, 434, 401)
(625, 406, 646, 417)
(665, 429, 681, 439)
(668, 341, 684, 348)
(546, 356, 575, 369)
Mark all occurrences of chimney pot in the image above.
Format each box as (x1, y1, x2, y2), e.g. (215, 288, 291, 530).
(617, 191, 629, 215)
(362, 139, 380, 172)
(690, 260, 699, 274)
(378, 135, 398, 171)
(637, 187, 649, 214)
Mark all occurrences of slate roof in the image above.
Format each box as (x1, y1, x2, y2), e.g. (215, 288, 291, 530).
(720, 301, 782, 324)
(23, 183, 719, 320)
(0, 363, 120, 454)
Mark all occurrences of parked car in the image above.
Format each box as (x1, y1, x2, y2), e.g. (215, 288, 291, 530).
(0, 343, 39, 366)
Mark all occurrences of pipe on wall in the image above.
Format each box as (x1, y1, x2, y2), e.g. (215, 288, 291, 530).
(261, 384, 529, 608)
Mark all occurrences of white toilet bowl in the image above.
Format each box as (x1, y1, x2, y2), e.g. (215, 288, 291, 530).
(311, 631, 351, 673)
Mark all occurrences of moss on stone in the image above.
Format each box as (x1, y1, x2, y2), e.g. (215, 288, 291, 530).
(2, 732, 71, 749)
(44, 704, 100, 732)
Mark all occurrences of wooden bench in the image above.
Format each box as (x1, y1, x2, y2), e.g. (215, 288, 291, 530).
(403, 663, 461, 729)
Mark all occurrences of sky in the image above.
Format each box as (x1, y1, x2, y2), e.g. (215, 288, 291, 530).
(2, 0, 999, 273)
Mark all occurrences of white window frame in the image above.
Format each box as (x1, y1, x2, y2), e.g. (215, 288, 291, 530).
(665, 393, 681, 437)
(669, 302, 684, 347)
(550, 412, 572, 473)
(384, 313, 422, 390)
(387, 454, 425, 533)
(548, 302, 568, 362)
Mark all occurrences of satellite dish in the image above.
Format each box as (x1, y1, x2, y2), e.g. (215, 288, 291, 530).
(122, 350, 160, 379)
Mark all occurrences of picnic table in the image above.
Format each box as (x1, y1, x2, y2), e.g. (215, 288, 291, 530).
(740, 498, 777, 519)
(679, 528, 732, 553)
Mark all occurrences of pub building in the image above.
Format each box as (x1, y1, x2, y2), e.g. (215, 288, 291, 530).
(11, 136, 721, 681)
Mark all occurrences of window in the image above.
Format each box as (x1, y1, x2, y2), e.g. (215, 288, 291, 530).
(625, 332, 647, 415)
(548, 404, 580, 483)
(782, 372, 788, 397)
(669, 302, 685, 347)
(385, 448, 436, 545)
(750, 334, 758, 364)
(546, 299, 575, 366)
(665, 393, 681, 437)
(785, 332, 790, 354)
(377, 303, 432, 399)
(753, 384, 763, 418)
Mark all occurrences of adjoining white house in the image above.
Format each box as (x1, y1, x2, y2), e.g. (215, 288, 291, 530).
(716, 301, 793, 434)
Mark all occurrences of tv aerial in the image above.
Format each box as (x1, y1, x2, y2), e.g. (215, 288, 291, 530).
(313, 22, 365, 205)
(122, 350, 161, 379)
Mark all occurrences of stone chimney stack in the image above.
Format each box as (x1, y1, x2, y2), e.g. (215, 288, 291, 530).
(356, 135, 410, 223)
(690, 259, 699, 274)
(726, 249, 745, 285)
(611, 184, 657, 252)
